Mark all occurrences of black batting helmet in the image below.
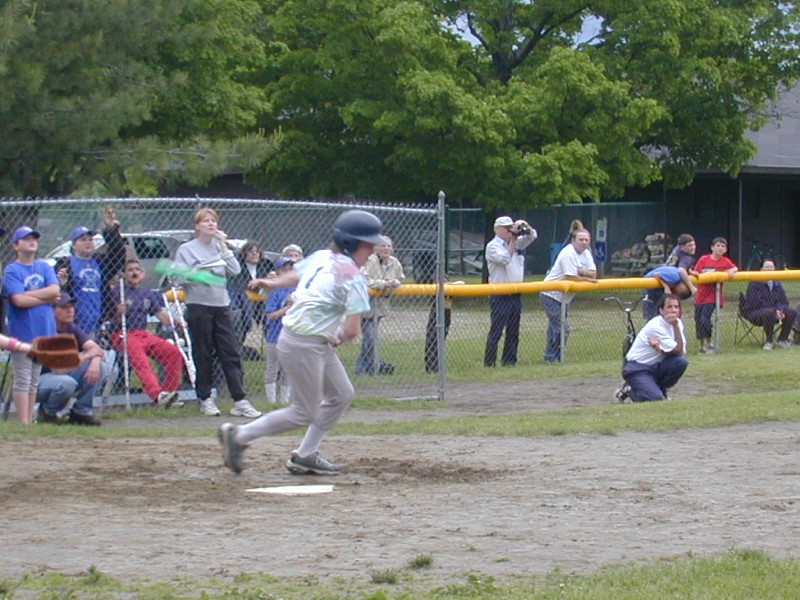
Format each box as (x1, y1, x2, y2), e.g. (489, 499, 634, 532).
(332, 210, 385, 255)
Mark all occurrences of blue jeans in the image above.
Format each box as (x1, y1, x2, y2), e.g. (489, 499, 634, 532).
(36, 359, 110, 416)
(356, 317, 382, 374)
(541, 294, 569, 363)
(623, 355, 688, 401)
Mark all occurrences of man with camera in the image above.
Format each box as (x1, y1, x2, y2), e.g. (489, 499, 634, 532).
(484, 215, 537, 367)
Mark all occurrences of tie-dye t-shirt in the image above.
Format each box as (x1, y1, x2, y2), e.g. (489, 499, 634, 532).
(282, 249, 371, 341)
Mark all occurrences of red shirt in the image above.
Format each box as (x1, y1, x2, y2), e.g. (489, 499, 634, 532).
(694, 254, 737, 306)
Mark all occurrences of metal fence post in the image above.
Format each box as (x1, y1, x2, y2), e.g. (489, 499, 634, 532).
(436, 190, 447, 402)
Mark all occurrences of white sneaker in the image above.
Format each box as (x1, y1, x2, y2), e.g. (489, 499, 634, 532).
(199, 398, 221, 416)
(229, 399, 262, 418)
(763, 341, 774, 351)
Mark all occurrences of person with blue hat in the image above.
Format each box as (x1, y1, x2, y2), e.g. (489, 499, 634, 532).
(2, 226, 60, 423)
(56, 207, 126, 337)
(262, 257, 296, 403)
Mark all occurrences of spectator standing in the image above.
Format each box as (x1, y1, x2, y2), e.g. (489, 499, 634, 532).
(741, 259, 796, 350)
(2, 226, 60, 423)
(112, 259, 184, 407)
(484, 216, 537, 367)
(37, 292, 108, 425)
(281, 244, 304, 263)
(356, 236, 405, 375)
(620, 293, 688, 402)
(540, 228, 597, 363)
(173, 208, 261, 418)
(56, 207, 126, 337)
(227, 240, 274, 353)
(694, 237, 738, 353)
(223, 210, 385, 475)
(261, 257, 296, 403)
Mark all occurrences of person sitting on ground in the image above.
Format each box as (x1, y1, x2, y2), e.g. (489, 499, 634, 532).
(642, 265, 693, 321)
(111, 259, 184, 408)
(618, 293, 688, 402)
(37, 292, 109, 425)
(741, 258, 797, 350)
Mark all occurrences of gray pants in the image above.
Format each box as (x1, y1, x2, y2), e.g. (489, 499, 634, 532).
(237, 329, 354, 451)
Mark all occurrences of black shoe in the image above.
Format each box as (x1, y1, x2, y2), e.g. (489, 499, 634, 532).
(39, 411, 62, 425)
(378, 362, 395, 375)
(68, 412, 102, 426)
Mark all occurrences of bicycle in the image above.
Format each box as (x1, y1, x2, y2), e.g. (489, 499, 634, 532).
(604, 296, 642, 403)
(745, 239, 787, 271)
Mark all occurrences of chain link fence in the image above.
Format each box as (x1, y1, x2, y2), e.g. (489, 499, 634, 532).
(2, 197, 799, 411)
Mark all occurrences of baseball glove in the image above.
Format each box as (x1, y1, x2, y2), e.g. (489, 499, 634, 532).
(28, 334, 80, 370)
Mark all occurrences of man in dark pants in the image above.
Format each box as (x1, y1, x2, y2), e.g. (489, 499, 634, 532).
(484, 216, 536, 367)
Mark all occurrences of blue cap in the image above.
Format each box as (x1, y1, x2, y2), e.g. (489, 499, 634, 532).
(71, 226, 95, 242)
(12, 226, 41, 243)
(274, 257, 294, 270)
(56, 291, 77, 306)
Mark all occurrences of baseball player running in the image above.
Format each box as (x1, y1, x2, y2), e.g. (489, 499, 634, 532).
(218, 210, 385, 475)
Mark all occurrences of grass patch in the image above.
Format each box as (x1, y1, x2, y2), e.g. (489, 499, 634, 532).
(2, 550, 798, 598)
(337, 390, 800, 437)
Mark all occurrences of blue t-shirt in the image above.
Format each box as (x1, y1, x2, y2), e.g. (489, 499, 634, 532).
(2, 260, 58, 341)
(111, 285, 164, 331)
(264, 287, 295, 343)
(645, 265, 682, 286)
(70, 255, 103, 334)
(42, 322, 90, 375)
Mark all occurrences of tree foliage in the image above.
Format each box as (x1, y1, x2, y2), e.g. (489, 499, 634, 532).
(249, 0, 800, 207)
(2, 0, 798, 206)
(0, 0, 275, 197)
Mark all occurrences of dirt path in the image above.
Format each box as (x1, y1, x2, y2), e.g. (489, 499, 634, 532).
(1, 377, 798, 584)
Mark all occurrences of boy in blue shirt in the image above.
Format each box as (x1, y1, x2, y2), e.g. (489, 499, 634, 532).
(2, 226, 60, 423)
(263, 258, 295, 403)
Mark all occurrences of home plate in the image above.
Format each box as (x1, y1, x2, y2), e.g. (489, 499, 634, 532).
(246, 485, 334, 495)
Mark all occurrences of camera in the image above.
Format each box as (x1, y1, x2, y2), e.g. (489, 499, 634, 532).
(513, 224, 531, 237)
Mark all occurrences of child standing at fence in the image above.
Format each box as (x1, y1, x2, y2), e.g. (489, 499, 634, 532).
(261, 257, 295, 403)
(2, 226, 60, 423)
(694, 237, 738, 353)
(219, 209, 384, 475)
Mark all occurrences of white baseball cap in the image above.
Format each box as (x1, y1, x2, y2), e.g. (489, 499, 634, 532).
(494, 216, 514, 227)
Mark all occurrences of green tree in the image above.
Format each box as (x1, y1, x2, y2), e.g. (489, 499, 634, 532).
(248, 0, 799, 208)
(0, 0, 275, 197)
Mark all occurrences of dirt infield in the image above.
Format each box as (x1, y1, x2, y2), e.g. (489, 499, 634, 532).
(2, 376, 799, 584)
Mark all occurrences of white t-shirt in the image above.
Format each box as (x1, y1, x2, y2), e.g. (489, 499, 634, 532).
(541, 244, 596, 304)
(282, 249, 371, 341)
(485, 231, 537, 284)
(625, 315, 686, 365)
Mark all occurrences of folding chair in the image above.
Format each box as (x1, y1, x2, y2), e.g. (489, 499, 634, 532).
(734, 292, 764, 345)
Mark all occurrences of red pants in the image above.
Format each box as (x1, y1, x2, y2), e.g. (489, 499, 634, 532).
(112, 330, 183, 401)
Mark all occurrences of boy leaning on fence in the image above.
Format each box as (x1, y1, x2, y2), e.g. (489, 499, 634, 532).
(694, 237, 738, 354)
